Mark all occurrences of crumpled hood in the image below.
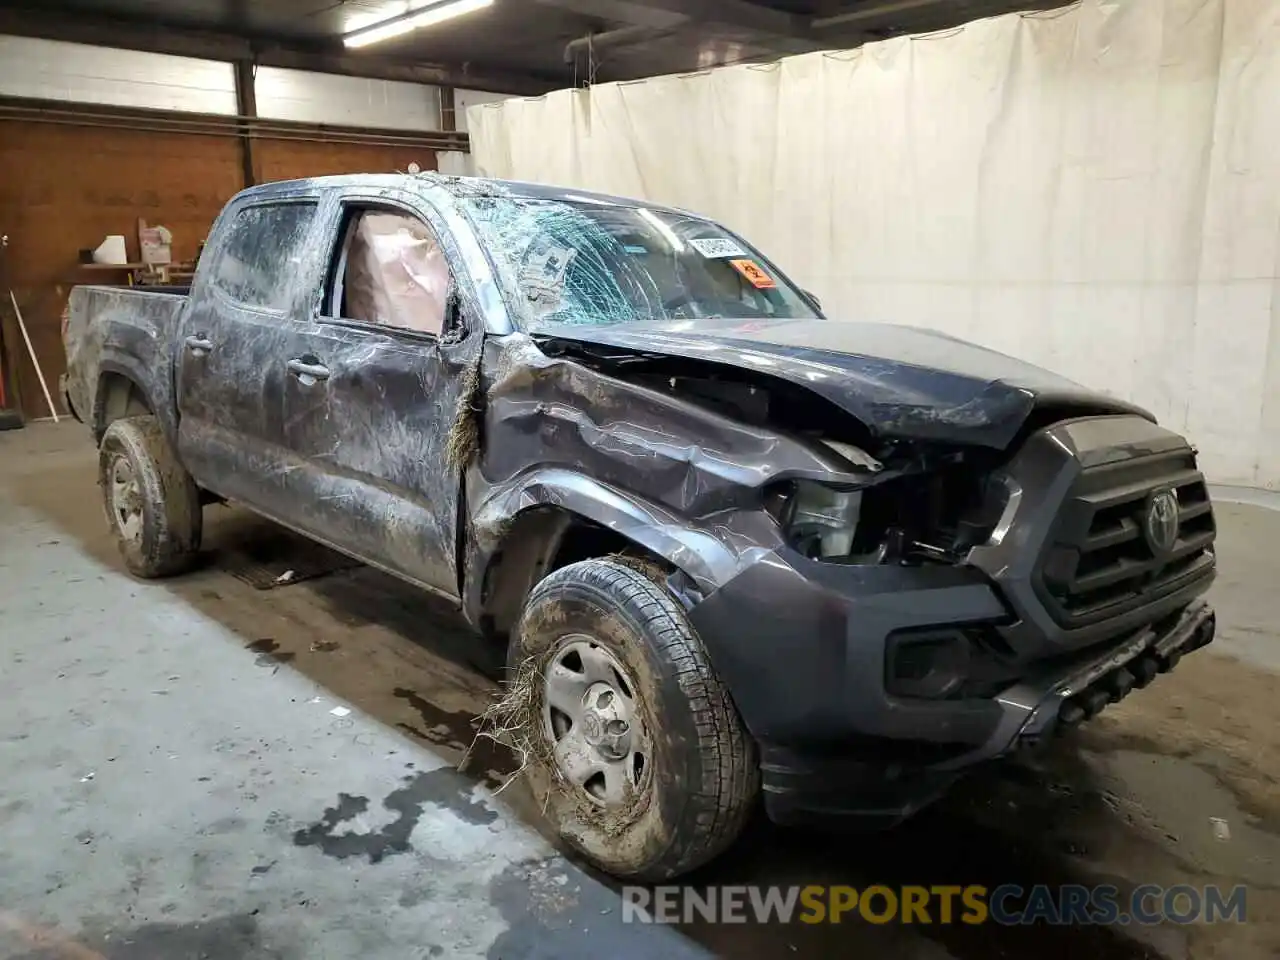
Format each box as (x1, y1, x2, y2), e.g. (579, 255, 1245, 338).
(534, 317, 1152, 449)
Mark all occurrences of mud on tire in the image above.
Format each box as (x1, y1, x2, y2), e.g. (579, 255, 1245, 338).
(98, 415, 202, 578)
(509, 558, 758, 880)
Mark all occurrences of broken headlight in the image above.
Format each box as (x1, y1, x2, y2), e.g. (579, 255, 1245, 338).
(768, 480, 863, 559)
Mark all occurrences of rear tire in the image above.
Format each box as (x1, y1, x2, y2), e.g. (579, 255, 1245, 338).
(98, 416, 202, 578)
(509, 558, 758, 880)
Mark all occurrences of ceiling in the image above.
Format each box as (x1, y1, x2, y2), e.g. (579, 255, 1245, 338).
(0, 0, 1065, 91)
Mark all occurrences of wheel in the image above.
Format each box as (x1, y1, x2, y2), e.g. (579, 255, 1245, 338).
(508, 558, 758, 880)
(98, 416, 202, 578)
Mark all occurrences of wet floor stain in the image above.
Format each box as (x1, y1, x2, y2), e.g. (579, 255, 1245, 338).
(393, 686, 517, 789)
(667, 750, 1197, 960)
(4, 912, 293, 960)
(246, 638, 295, 668)
(398, 885, 434, 909)
(292, 768, 498, 863)
(1086, 725, 1280, 839)
(485, 857, 710, 960)
(492, 741, 1251, 960)
(302, 566, 507, 675)
(198, 816, 246, 837)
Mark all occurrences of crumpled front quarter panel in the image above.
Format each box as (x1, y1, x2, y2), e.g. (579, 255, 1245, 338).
(465, 333, 855, 597)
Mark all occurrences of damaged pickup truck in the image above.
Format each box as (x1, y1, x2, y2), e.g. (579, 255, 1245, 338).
(63, 173, 1218, 880)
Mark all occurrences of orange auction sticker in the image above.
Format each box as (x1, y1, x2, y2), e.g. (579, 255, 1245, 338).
(729, 258, 777, 289)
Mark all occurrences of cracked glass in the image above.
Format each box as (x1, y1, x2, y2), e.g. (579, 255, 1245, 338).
(459, 193, 820, 330)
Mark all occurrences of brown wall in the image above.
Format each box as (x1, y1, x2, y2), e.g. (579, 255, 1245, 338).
(0, 121, 438, 419)
(254, 140, 437, 183)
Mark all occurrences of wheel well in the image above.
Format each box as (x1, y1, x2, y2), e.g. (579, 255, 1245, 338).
(94, 373, 152, 440)
(552, 521, 648, 571)
(478, 508, 672, 642)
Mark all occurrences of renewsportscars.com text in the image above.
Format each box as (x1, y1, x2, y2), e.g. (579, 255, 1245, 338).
(622, 884, 1247, 926)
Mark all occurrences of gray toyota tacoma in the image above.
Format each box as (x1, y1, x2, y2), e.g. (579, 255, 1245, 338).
(63, 173, 1217, 880)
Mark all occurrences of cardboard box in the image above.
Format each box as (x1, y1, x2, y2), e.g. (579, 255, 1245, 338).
(138, 219, 172, 265)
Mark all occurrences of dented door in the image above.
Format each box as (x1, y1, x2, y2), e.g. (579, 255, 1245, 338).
(175, 195, 324, 503)
(274, 190, 479, 598)
(278, 322, 479, 597)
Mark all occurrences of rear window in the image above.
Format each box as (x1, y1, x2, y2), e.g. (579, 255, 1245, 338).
(211, 202, 318, 311)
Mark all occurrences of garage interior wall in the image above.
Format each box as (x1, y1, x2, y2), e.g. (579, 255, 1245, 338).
(0, 37, 462, 421)
(468, 0, 1280, 491)
(0, 123, 242, 422)
(254, 66, 443, 131)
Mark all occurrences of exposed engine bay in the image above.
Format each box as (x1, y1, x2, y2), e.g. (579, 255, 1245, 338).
(536, 335, 1036, 569)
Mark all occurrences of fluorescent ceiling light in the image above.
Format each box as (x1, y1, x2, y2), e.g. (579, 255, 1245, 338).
(344, 0, 493, 49)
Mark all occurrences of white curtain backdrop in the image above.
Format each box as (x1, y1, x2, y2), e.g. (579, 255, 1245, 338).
(468, 0, 1280, 489)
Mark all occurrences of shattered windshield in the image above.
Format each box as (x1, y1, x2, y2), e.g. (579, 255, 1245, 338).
(460, 192, 820, 329)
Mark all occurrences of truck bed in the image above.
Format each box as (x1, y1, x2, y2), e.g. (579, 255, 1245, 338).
(62, 284, 188, 432)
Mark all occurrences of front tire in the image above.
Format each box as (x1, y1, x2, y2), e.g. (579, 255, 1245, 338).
(98, 416, 202, 578)
(509, 559, 758, 880)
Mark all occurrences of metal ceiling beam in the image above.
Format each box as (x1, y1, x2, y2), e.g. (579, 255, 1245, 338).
(537, 0, 820, 47)
(233, 60, 258, 186)
(563, 25, 681, 63)
(0, 6, 557, 95)
(812, 0, 953, 29)
(0, 95, 472, 151)
(533, 0, 687, 30)
(627, 0, 815, 40)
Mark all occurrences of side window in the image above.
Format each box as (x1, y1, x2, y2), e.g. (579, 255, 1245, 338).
(326, 207, 452, 337)
(212, 202, 318, 311)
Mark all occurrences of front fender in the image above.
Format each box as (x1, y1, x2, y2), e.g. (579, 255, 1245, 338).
(464, 467, 754, 624)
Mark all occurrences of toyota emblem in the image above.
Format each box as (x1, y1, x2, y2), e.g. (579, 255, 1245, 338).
(1144, 488, 1180, 555)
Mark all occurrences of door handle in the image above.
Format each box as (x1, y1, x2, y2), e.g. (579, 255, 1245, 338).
(185, 335, 213, 354)
(287, 358, 330, 382)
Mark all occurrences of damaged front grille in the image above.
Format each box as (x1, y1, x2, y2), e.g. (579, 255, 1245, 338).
(1036, 448, 1216, 627)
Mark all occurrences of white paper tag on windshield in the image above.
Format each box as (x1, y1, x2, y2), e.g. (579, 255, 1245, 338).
(690, 237, 746, 259)
(520, 241, 575, 298)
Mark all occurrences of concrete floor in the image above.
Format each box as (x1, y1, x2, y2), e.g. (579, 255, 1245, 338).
(1, 421, 1277, 960)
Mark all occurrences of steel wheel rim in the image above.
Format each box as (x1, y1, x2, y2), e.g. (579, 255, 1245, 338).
(108, 455, 143, 543)
(542, 634, 651, 808)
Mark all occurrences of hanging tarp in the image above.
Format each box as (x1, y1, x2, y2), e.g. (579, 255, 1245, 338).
(468, 0, 1280, 489)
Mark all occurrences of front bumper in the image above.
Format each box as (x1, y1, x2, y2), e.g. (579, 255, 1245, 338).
(686, 413, 1217, 826)
(951, 598, 1214, 760)
(688, 549, 1215, 826)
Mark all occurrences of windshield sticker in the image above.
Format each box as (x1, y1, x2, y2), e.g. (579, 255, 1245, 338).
(690, 237, 747, 259)
(729, 258, 776, 289)
(519, 238, 576, 309)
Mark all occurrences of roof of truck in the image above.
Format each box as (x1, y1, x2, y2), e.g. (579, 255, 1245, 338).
(237, 172, 684, 216)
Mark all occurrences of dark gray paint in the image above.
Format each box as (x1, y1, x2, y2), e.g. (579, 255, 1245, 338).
(63, 171, 1218, 828)
(534, 317, 1153, 448)
(63, 285, 184, 443)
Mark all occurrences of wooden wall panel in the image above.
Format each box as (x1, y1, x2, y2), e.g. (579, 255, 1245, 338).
(0, 121, 240, 418)
(254, 139, 437, 184)
(0, 121, 438, 419)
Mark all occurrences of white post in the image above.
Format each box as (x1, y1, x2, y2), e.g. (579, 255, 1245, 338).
(8, 289, 59, 423)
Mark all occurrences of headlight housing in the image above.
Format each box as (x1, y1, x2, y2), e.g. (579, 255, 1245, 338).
(768, 479, 862, 559)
